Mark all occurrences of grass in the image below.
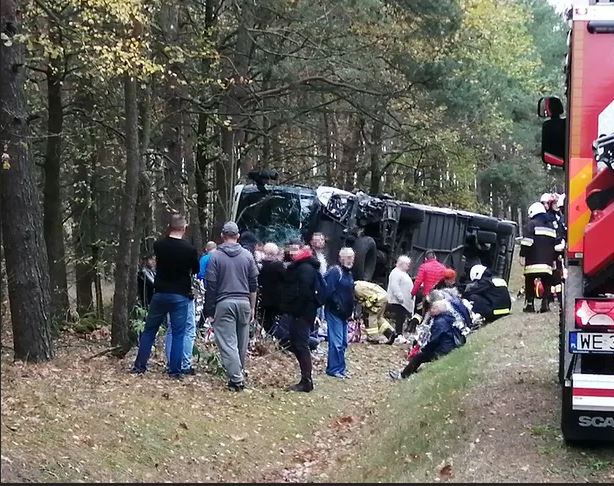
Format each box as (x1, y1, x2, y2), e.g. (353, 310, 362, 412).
(331, 322, 492, 482)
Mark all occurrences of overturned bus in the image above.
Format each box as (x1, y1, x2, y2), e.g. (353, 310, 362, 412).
(231, 177, 516, 286)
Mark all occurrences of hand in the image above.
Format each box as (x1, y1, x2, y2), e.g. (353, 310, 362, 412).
(249, 309, 256, 323)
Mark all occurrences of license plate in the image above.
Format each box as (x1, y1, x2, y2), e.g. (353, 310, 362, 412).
(569, 331, 614, 354)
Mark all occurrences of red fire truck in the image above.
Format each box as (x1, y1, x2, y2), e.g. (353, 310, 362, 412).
(538, 0, 614, 442)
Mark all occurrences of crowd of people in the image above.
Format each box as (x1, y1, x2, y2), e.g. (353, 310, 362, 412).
(131, 214, 515, 392)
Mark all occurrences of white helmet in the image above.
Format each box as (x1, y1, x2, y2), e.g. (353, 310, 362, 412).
(540, 192, 553, 203)
(470, 264, 487, 281)
(556, 193, 566, 208)
(528, 201, 547, 218)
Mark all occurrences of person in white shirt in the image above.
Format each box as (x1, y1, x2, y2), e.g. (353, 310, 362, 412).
(386, 255, 415, 336)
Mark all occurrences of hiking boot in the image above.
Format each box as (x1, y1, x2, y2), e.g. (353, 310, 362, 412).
(523, 301, 536, 313)
(287, 378, 314, 393)
(539, 300, 551, 313)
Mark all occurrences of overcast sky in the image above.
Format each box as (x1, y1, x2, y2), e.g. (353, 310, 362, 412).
(547, 0, 569, 13)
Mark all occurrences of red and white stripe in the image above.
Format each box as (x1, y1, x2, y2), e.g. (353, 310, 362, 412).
(572, 373, 614, 412)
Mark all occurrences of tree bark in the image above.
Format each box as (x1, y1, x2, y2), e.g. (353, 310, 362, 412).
(369, 120, 384, 195)
(111, 76, 141, 353)
(43, 62, 69, 322)
(0, 0, 54, 361)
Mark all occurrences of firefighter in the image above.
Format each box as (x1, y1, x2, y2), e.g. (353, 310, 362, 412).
(463, 264, 512, 322)
(354, 280, 397, 345)
(520, 202, 560, 313)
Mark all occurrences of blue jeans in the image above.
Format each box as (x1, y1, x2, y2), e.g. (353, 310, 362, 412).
(325, 309, 347, 376)
(165, 299, 195, 372)
(133, 293, 190, 375)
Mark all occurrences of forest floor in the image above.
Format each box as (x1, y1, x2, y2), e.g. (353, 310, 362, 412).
(2, 306, 614, 482)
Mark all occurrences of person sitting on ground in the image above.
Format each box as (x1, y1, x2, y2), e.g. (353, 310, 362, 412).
(258, 242, 286, 333)
(411, 250, 447, 314)
(354, 280, 397, 345)
(197, 241, 217, 281)
(386, 255, 415, 338)
(389, 299, 465, 380)
(463, 264, 512, 323)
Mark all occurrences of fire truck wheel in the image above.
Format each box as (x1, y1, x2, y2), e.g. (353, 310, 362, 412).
(352, 236, 377, 281)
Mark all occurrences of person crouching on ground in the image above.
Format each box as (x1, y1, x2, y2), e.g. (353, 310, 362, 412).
(354, 280, 397, 345)
(324, 248, 355, 379)
(280, 245, 321, 392)
(389, 299, 465, 380)
(463, 264, 512, 323)
(204, 222, 259, 392)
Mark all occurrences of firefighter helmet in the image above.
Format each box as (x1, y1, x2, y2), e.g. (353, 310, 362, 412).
(540, 192, 552, 203)
(470, 264, 487, 281)
(528, 202, 546, 218)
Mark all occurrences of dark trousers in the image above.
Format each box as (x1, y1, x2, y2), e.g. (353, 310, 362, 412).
(387, 303, 409, 335)
(289, 315, 315, 381)
(261, 306, 278, 334)
(401, 351, 434, 378)
(525, 273, 552, 301)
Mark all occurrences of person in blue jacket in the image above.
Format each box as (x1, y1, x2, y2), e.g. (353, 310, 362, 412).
(324, 248, 356, 379)
(389, 299, 464, 379)
(197, 241, 217, 281)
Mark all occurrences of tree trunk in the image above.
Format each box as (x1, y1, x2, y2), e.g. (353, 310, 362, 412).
(43, 64, 69, 322)
(0, 0, 54, 361)
(111, 76, 141, 353)
(215, 1, 254, 230)
(369, 120, 384, 195)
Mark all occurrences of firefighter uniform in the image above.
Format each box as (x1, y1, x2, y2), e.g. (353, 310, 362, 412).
(463, 266, 512, 322)
(520, 202, 559, 313)
(354, 280, 396, 344)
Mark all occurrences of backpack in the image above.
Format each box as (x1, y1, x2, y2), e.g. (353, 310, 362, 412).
(314, 271, 329, 307)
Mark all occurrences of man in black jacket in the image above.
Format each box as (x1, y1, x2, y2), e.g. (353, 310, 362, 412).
(280, 245, 320, 392)
(463, 265, 511, 322)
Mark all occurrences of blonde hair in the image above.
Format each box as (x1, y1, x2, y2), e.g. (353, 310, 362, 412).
(263, 242, 280, 258)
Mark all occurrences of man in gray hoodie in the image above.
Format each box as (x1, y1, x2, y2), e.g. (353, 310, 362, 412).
(204, 221, 259, 391)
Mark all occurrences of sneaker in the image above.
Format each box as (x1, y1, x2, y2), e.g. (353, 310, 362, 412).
(326, 372, 347, 379)
(388, 370, 402, 380)
(394, 335, 408, 345)
(228, 381, 245, 392)
(287, 379, 314, 393)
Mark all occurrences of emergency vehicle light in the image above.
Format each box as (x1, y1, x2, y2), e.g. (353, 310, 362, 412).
(575, 298, 614, 329)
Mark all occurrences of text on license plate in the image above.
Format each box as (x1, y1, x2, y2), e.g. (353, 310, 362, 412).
(569, 331, 614, 353)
